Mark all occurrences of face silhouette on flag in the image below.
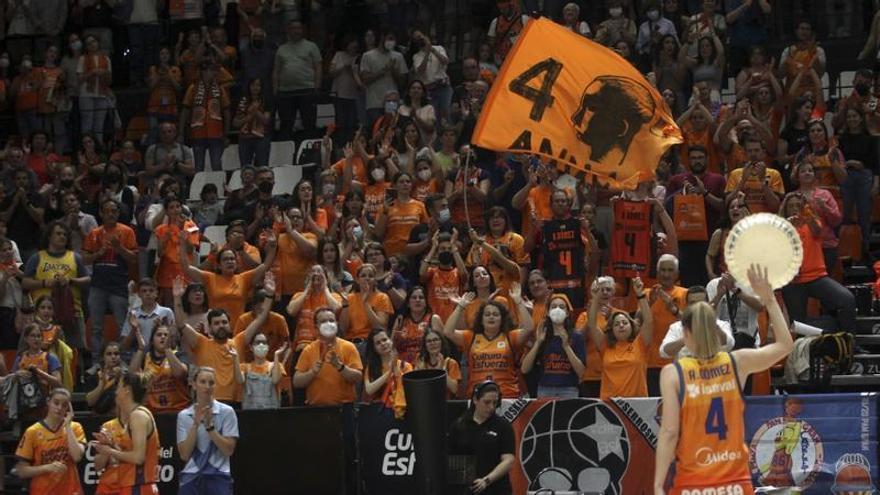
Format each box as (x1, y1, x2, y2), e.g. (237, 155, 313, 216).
(570, 76, 656, 166)
(472, 18, 682, 189)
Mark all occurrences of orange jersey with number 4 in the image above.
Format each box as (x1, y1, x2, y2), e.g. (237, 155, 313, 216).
(672, 352, 751, 491)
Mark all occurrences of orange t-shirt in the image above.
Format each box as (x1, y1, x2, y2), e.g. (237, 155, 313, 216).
(239, 360, 287, 394)
(142, 352, 189, 413)
(147, 65, 182, 116)
(364, 181, 389, 219)
(363, 359, 414, 405)
(460, 330, 522, 398)
(201, 242, 261, 272)
(424, 266, 462, 323)
(521, 184, 554, 233)
(647, 285, 688, 368)
(40, 324, 61, 349)
(394, 313, 433, 364)
(191, 334, 239, 402)
(82, 223, 138, 266)
(574, 305, 621, 382)
(16, 421, 86, 495)
(467, 231, 529, 294)
(295, 338, 363, 405)
(201, 269, 258, 327)
(680, 123, 723, 174)
(183, 83, 230, 140)
(154, 221, 200, 287)
(795, 222, 827, 283)
(723, 167, 785, 214)
(13, 72, 40, 112)
(291, 291, 343, 350)
(463, 296, 517, 329)
(36, 66, 63, 114)
(600, 335, 648, 399)
(232, 311, 290, 361)
(275, 231, 317, 296)
(331, 157, 368, 192)
(346, 291, 394, 341)
(383, 199, 430, 257)
(412, 178, 440, 203)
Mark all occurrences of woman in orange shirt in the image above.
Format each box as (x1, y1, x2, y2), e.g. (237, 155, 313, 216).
(130, 325, 189, 414)
(411, 157, 440, 203)
(290, 179, 328, 236)
(15, 388, 86, 495)
(414, 328, 461, 397)
(779, 193, 857, 335)
(340, 263, 394, 345)
(154, 196, 200, 302)
(585, 277, 653, 400)
(363, 328, 413, 417)
(374, 171, 430, 257)
(443, 289, 534, 398)
(364, 159, 392, 222)
(467, 207, 527, 295)
(364, 242, 408, 309)
(316, 237, 353, 293)
(180, 232, 276, 326)
(286, 264, 344, 353)
(655, 266, 792, 495)
(392, 286, 441, 364)
(460, 265, 516, 329)
(793, 120, 846, 209)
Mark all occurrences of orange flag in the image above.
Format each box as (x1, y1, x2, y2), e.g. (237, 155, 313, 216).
(472, 17, 682, 189)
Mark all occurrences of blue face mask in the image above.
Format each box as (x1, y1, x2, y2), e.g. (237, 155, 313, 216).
(384, 100, 399, 114)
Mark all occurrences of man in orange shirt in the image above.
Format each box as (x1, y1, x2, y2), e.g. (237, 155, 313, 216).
(180, 302, 272, 405)
(82, 198, 138, 360)
(293, 307, 363, 405)
(645, 254, 688, 396)
(724, 136, 784, 214)
(180, 62, 231, 172)
(200, 221, 261, 272)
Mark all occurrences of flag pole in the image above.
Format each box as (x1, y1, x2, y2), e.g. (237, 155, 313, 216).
(462, 149, 472, 234)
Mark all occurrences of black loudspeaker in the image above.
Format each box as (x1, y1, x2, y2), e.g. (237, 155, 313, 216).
(847, 284, 873, 316)
(403, 369, 448, 495)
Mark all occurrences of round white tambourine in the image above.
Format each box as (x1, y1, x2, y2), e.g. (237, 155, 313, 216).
(723, 213, 803, 290)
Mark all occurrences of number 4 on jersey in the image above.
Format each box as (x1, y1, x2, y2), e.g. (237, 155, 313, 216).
(508, 58, 563, 122)
(705, 397, 728, 440)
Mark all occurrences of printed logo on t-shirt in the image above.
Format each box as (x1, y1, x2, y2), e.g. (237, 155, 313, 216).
(497, 341, 507, 349)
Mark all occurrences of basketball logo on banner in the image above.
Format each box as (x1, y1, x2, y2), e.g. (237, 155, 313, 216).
(749, 398, 824, 488)
(520, 399, 629, 494)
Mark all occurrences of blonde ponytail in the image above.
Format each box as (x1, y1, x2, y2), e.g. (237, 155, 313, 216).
(681, 302, 720, 359)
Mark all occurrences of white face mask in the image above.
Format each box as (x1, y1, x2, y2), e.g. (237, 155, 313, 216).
(322, 183, 336, 196)
(253, 343, 269, 358)
(609, 7, 623, 17)
(352, 225, 364, 239)
(438, 208, 451, 223)
(371, 168, 386, 181)
(548, 307, 567, 324)
(647, 10, 660, 21)
(319, 321, 338, 338)
(384, 40, 396, 51)
(417, 169, 433, 182)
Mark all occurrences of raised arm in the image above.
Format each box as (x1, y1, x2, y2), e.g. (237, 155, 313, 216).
(443, 292, 475, 348)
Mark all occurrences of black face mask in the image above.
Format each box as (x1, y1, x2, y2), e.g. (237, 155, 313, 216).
(438, 251, 453, 266)
(855, 82, 871, 96)
(258, 182, 274, 194)
(60, 179, 74, 189)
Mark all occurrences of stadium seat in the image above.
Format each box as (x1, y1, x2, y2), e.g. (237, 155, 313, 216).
(273, 165, 302, 196)
(268, 141, 296, 167)
(202, 225, 228, 246)
(296, 138, 323, 165)
(227, 169, 242, 191)
(189, 171, 227, 201)
(221, 145, 241, 171)
(837, 70, 856, 99)
(316, 103, 336, 128)
(821, 72, 830, 101)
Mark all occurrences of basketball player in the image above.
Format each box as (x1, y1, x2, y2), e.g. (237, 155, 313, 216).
(91, 371, 160, 495)
(654, 264, 793, 495)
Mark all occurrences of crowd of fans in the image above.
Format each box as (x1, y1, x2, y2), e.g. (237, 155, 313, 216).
(0, 0, 876, 490)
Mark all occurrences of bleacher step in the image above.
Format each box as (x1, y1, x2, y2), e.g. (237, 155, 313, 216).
(855, 317, 880, 334)
(856, 335, 880, 345)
